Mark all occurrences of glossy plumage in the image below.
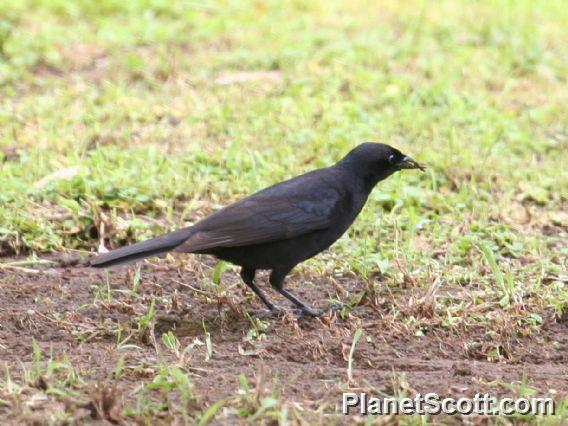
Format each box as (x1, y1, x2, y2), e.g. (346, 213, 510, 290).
(91, 142, 424, 316)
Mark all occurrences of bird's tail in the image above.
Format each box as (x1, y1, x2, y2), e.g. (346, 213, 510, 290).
(90, 227, 195, 268)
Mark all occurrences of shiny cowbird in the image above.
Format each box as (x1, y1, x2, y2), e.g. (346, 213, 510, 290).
(91, 143, 425, 316)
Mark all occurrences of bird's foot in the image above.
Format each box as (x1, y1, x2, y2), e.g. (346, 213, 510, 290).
(328, 301, 346, 311)
(298, 306, 325, 317)
(296, 302, 344, 317)
(252, 305, 324, 319)
(251, 305, 286, 319)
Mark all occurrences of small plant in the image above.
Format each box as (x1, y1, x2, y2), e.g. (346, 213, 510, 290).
(145, 366, 199, 421)
(234, 372, 284, 422)
(478, 242, 520, 307)
(202, 320, 213, 362)
(136, 297, 157, 349)
(347, 328, 363, 382)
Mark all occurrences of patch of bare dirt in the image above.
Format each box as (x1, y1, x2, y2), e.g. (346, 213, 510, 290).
(0, 256, 566, 423)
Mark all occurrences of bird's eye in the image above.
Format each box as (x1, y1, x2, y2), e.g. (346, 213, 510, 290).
(388, 154, 396, 164)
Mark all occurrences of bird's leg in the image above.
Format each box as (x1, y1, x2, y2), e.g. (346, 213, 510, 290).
(269, 267, 324, 317)
(240, 267, 281, 313)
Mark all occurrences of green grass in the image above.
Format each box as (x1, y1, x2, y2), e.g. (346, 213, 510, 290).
(0, 0, 567, 423)
(1, 0, 566, 290)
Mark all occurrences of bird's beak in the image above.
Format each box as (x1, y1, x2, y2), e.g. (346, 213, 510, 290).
(398, 155, 426, 171)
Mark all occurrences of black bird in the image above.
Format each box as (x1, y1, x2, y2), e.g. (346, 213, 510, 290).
(91, 143, 425, 316)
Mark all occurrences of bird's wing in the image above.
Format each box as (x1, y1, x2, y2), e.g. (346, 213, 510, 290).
(175, 185, 341, 252)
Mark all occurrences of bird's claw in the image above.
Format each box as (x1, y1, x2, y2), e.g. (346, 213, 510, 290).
(252, 306, 323, 319)
(328, 301, 346, 311)
(250, 305, 285, 319)
(299, 301, 345, 316)
(298, 306, 325, 317)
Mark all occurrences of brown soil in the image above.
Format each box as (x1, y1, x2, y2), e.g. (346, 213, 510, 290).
(0, 255, 566, 424)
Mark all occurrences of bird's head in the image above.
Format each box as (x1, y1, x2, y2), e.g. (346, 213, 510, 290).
(336, 142, 425, 189)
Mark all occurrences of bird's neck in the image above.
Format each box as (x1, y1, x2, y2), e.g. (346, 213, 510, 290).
(334, 162, 395, 193)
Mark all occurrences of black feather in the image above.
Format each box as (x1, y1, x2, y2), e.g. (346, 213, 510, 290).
(90, 227, 195, 268)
